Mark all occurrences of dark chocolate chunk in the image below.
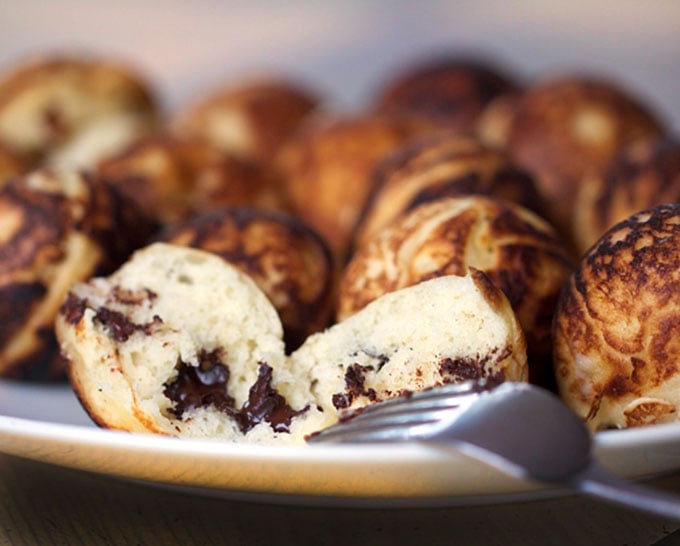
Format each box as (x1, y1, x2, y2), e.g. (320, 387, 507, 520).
(164, 356, 307, 434)
(332, 363, 377, 410)
(164, 349, 235, 417)
(93, 307, 162, 342)
(237, 363, 308, 433)
(59, 292, 87, 325)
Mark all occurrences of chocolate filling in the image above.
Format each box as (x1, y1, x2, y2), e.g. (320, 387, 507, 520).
(439, 356, 486, 381)
(164, 355, 306, 434)
(59, 293, 87, 325)
(332, 364, 378, 410)
(164, 350, 235, 417)
(439, 351, 508, 383)
(93, 307, 162, 342)
(238, 363, 308, 433)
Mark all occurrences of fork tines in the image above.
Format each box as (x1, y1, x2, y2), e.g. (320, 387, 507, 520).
(308, 378, 504, 444)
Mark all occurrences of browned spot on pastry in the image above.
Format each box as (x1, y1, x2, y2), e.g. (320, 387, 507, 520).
(624, 399, 676, 427)
(490, 205, 555, 242)
(374, 56, 518, 134)
(603, 374, 629, 398)
(0, 178, 70, 273)
(575, 137, 680, 255)
(0, 281, 45, 346)
(630, 357, 646, 384)
(78, 173, 157, 272)
(406, 166, 544, 217)
(353, 133, 546, 251)
(415, 206, 477, 278)
(469, 267, 504, 309)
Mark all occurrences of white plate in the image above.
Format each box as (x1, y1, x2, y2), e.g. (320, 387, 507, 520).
(2, 379, 680, 507)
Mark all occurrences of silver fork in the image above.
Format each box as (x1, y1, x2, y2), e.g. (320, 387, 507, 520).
(309, 379, 680, 519)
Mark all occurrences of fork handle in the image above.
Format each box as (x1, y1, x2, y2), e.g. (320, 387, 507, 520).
(573, 462, 680, 521)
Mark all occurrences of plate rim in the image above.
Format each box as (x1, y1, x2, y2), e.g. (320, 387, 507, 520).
(3, 383, 680, 507)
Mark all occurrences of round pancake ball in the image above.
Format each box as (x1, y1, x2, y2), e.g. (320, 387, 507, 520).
(572, 136, 680, 256)
(339, 195, 574, 388)
(0, 169, 155, 379)
(96, 134, 287, 225)
(275, 114, 432, 261)
(0, 54, 158, 169)
(554, 203, 680, 430)
(156, 207, 335, 352)
(353, 133, 545, 250)
(172, 76, 320, 164)
(372, 54, 520, 135)
(505, 75, 664, 242)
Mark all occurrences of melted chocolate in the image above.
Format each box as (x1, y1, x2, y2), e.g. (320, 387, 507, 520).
(332, 364, 377, 410)
(238, 363, 308, 433)
(439, 356, 484, 381)
(439, 350, 509, 383)
(59, 292, 87, 325)
(93, 307, 162, 342)
(164, 350, 235, 417)
(164, 356, 306, 434)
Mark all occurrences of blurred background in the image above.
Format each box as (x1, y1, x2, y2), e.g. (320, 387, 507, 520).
(1, 0, 679, 130)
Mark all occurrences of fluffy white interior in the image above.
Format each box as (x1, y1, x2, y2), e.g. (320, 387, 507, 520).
(59, 243, 527, 444)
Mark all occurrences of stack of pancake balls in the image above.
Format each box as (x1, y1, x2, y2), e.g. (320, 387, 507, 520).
(0, 51, 678, 444)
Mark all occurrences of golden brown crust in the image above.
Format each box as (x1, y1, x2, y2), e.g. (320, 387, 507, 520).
(0, 55, 158, 163)
(573, 136, 680, 255)
(172, 77, 319, 164)
(275, 114, 432, 261)
(352, 133, 546, 250)
(156, 207, 335, 352)
(0, 142, 28, 185)
(339, 195, 573, 388)
(506, 75, 665, 243)
(63, 311, 170, 434)
(373, 55, 519, 135)
(0, 170, 155, 379)
(97, 134, 288, 224)
(554, 203, 680, 429)
(0, 56, 154, 110)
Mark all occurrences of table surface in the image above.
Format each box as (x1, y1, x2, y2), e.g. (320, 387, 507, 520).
(1, 453, 680, 546)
